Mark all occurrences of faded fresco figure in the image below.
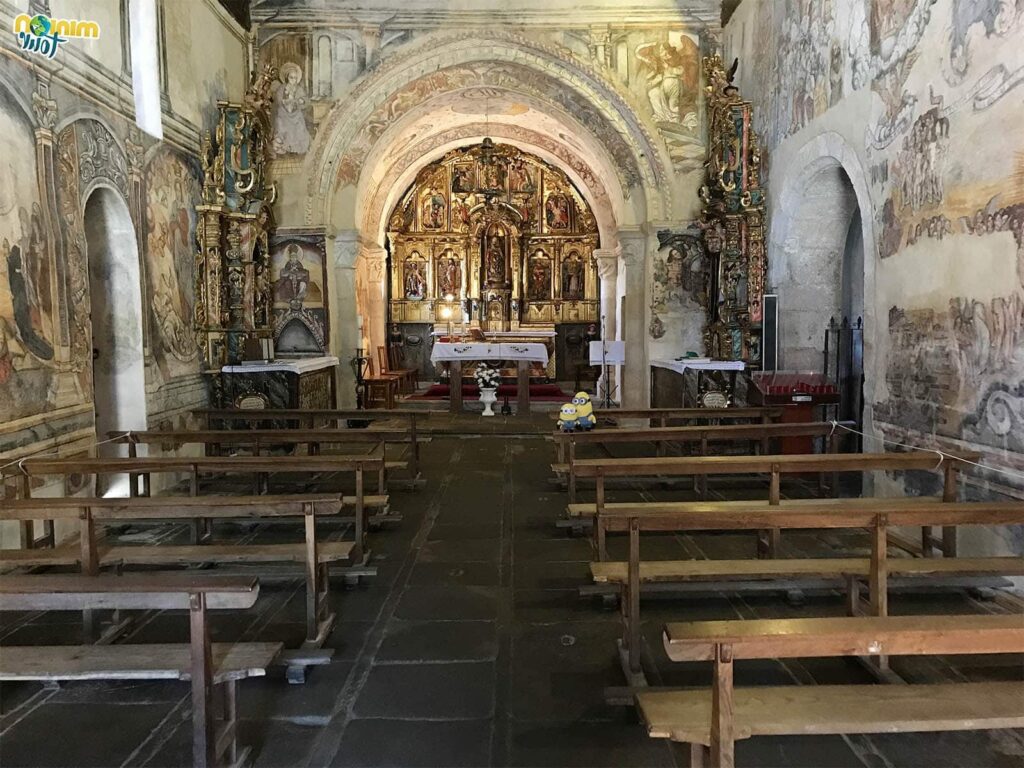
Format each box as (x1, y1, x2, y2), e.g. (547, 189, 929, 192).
(272, 62, 311, 156)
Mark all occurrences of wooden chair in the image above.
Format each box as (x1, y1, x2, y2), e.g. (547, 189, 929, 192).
(363, 358, 398, 409)
(385, 344, 419, 392)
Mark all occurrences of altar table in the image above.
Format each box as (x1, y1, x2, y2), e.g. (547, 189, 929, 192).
(430, 343, 551, 414)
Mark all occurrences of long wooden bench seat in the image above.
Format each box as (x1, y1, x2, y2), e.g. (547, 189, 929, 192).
(552, 421, 852, 500)
(1, 642, 281, 683)
(193, 408, 429, 481)
(0, 495, 359, 650)
(640, 682, 1023, 767)
(0, 573, 278, 768)
(592, 407, 783, 426)
(590, 555, 1024, 584)
(577, 451, 981, 559)
(602, 499, 1024, 679)
(637, 614, 1024, 767)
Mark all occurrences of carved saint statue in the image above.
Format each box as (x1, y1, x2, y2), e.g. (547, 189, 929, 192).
(485, 235, 506, 283)
(404, 260, 426, 300)
(271, 62, 311, 156)
(561, 253, 585, 300)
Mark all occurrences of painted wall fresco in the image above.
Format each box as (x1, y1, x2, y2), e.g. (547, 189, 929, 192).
(0, 1, 245, 471)
(612, 30, 705, 172)
(144, 149, 202, 381)
(725, 0, 1024, 502)
(743, 0, 871, 154)
(648, 225, 707, 356)
(0, 87, 57, 422)
(270, 230, 328, 356)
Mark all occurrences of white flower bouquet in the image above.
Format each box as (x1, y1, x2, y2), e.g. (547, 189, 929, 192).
(474, 363, 500, 390)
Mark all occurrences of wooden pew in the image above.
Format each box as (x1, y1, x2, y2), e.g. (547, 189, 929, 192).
(553, 420, 853, 503)
(638, 614, 1024, 768)
(573, 450, 981, 559)
(108, 429, 409, 500)
(557, 407, 785, 464)
(0, 573, 281, 768)
(8, 452, 384, 554)
(193, 408, 429, 484)
(591, 406, 784, 427)
(0, 495, 357, 656)
(595, 497, 1024, 679)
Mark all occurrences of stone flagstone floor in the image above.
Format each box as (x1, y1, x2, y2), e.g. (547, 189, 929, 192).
(1, 431, 1022, 767)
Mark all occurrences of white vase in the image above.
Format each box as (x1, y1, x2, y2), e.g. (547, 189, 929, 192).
(479, 387, 497, 416)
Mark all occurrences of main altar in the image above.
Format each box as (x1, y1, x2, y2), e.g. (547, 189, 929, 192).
(386, 141, 600, 383)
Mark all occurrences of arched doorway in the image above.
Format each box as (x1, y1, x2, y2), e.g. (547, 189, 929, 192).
(770, 145, 871, 448)
(83, 187, 147, 495)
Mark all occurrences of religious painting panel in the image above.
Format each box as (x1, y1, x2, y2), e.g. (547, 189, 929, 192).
(560, 249, 586, 301)
(526, 249, 552, 301)
(0, 88, 58, 421)
(420, 187, 447, 230)
(436, 248, 463, 299)
(451, 163, 475, 194)
(544, 193, 572, 232)
(270, 229, 328, 356)
(144, 148, 202, 381)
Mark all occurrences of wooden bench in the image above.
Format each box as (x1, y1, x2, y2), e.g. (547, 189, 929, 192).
(574, 450, 981, 559)
(638, 614, 1024, 768)
(9, 451, 385, 550)
(193, 408, 429, 483)
(599, 498, 1024, 679)
(0, 573, 281, 768)
(0, 495, 360, 653)
(553, 421, 853, 503)
(555, 407, 784, 464)
(108, 429, 410, 498)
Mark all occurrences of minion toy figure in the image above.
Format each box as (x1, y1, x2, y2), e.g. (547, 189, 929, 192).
(557, 403, 579, 432)
(572, 392, 596, 430)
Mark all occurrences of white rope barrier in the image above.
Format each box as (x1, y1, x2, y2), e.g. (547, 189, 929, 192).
(829, 420, 1024, 481)
(0, 432, 134, 474)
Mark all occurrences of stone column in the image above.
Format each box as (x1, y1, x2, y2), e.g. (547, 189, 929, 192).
(618, 229, 648, 408)
(357, 241, 388, 375)
(589, 26, 611, 67)
(330, 231, 360, 407)
(593, 248, 618, 403)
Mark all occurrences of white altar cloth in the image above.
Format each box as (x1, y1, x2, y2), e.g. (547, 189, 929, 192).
(430, 342, 549, 365)
(651, 358, 745, 375)
(221, 356, 339, 374)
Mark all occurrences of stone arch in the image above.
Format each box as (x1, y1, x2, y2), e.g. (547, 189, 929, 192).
(359, 123, 622, 248)
(769, 131, 878, 414)
(307, 30, 672, 226)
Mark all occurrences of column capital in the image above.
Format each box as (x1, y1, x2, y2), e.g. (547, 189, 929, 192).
(593, 248, 618, 280)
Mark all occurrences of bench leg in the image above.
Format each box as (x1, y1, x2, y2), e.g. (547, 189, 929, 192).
(627, 517, 641, 676)
(689, 743, 710, 768)
(710, 644, 735, 768)
(304, 510, 319, 643)
(189, 593, 215, 768)
(220, 679, 238, 768)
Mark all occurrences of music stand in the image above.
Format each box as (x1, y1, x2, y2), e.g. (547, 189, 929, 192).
(589, 319, 624, 409)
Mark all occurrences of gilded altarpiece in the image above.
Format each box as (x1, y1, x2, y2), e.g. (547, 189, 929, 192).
(387, 144, 599, 333)
(700, 56, 767, 365)
(194, 67, 277, 368)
